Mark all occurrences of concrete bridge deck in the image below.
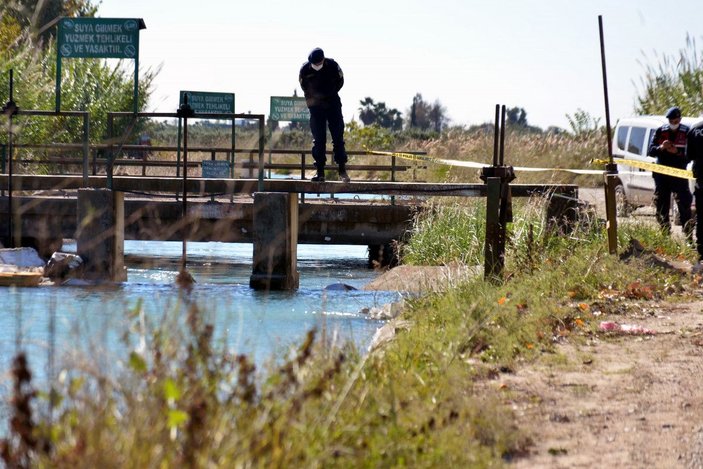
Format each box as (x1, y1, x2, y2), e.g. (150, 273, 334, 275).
(0, 175, 577, 198)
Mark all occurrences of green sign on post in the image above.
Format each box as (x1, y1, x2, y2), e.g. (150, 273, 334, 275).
(270, 97, 309, 122)
(176, 91, 236, 181)
(56, 17, 145, 112)
(201, 160, 230, 178)
(180, 91, 235, 114)
(268, 96, 310, 180)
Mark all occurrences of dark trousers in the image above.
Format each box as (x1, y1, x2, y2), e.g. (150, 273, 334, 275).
(653, 173, 693, 235)
(309, 105, 347, 172)
(696, 180, 703, 259)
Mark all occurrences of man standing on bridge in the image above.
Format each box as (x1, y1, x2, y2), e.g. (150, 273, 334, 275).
(299, 47, 350, 183)
(686, 118, 703, 263)
(647, 106, 692, 238)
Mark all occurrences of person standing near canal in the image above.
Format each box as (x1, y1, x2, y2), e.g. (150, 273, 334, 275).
(686, 118, 703, 264)
(647, 106, 692, 238)
(299, 47, 350, 183)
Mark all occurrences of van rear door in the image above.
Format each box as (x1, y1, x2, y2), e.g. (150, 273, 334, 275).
(627, 126, 656, 205)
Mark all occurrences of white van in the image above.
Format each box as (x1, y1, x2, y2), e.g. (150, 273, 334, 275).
(612, 115, 703, 216)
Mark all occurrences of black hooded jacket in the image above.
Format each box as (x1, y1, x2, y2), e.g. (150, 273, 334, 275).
(298, 58, 344, 109)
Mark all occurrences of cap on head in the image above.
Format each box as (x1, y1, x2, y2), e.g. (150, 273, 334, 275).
(308, 48, 324, 65)
(665, 106, 682, 119)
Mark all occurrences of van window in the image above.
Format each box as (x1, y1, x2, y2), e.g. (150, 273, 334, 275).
(627, 126, 647, 155)
(616, 126, 628, 151)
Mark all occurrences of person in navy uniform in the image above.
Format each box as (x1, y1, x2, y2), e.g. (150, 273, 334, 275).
(686, 118, 703, 262)
(299, 47, 350, 183)
(647, 106, 692, 236)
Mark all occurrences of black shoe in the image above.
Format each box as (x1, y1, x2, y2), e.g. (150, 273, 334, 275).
(338, 164, 350, 183)
(311, 174, 325, 182)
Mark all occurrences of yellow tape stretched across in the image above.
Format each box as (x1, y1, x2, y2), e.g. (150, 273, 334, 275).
(365, 149, 604, 175)
(366, 149, 695, 179)
(599, 158, 693, 180)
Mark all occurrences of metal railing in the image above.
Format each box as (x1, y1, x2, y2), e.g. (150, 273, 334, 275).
(6, 144, 426, 180)
(2, 110, 428, 187)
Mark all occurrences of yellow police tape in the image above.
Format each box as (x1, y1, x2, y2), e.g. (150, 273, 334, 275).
(593, 158, 694, 180)
(365, 149, 603, 175)
(366, 149, 694, 179)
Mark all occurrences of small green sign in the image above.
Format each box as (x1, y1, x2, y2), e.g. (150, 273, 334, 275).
(58, 18, 142, 59)
(180, 91, 235, 114)
(202, 160, 231, 178)
(270, 96, 309, 122)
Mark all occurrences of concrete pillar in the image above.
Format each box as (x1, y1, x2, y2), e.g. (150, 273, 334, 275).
(77, 188, 126, 282)
(250, 192, 299, 290)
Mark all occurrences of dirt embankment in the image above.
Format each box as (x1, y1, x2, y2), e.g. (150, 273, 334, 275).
(363, 263, 480, 293)
(365, 264, 703, 467)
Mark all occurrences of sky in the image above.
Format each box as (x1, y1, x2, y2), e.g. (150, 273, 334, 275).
(98, 0, 703, 130)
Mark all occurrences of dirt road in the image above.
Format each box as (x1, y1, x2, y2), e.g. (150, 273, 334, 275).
(501, 299, 703, 468)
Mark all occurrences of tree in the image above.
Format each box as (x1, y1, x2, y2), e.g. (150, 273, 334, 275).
(358, 97, 402, 130)
(506, 107, 528, 127)
(408, 93, 448, 131)
(428, 100, 448, 132)
(1, 0, 97, 49)
(635, 34, 703, 116)
(565, 108, 601, 139)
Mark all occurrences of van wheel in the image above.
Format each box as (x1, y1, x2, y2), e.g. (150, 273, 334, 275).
(614, 184, 632, 217)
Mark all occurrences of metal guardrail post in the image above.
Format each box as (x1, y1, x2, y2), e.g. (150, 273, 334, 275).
(258, 116, 265, 192)
(106, 113, 114, 189)
(300, 152, 306, 204)
(82, 112, 89, 186)
(3, 69, 19, 247)
(176, 117, 182, 178)
(391, 153, 396, 205)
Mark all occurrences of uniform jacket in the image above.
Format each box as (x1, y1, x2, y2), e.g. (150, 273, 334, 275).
(686, 122, 703, 179)
(648, 123, 690, 169)
(299, 58, 344, 109)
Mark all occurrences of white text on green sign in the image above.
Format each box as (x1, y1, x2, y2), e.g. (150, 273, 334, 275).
(58, 18, 141, 59)
(270, 97, 309, 122)
(180, 91, 235, 114)
(201, 160, 231, 178)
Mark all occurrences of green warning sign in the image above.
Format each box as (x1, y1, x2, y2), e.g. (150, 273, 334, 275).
(180, 91, 235, 114)
(270, 96, 309, 122)
(58, 18, 142, 59)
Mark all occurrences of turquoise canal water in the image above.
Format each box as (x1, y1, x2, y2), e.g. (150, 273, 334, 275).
(0, 241, 402, 395)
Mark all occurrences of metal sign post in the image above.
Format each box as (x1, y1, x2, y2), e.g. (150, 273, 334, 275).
(269, 96, 310, 176)
(598, 15, 618, 255)
(56, 17, 146, 113)
(176, 96, 195, 288)
(269, 96, 310, 198)
(178, 90, 236, 179)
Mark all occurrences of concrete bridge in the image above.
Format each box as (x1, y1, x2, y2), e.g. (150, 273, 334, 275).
(0, 174, 578, 289)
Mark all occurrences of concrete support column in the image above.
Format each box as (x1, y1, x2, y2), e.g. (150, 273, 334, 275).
(77, 188, 126, 282)
(250, 192, 299, 290)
